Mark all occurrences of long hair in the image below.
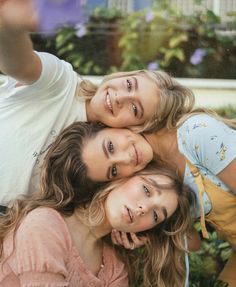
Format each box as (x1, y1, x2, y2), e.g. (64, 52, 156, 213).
(86, 162, 194, 287)
(76, 70, 195, 133)
(177, 107, 236, 130)
(0, 121, 107, 255)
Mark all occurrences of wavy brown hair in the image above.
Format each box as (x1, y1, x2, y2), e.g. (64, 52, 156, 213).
(76, 70, 195, 133)
(0, 121, 107, 256)
(85, 162, 194, 287)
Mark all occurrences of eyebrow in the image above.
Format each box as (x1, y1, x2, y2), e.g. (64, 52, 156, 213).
(141, 176, 168, 220)
(141, 176, 162, 195)
(132, 76, 144, 119)
(102, 140, 111, 180)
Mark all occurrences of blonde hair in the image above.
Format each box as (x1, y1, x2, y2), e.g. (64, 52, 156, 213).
(85, 162, 194, 287)
(76, 70, 195, 132)
(0, 159, 192, 287)
(177, 107, 236, 130)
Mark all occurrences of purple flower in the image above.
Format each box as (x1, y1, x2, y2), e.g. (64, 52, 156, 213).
(147, 61, 159, 71)
(75, 23, 87, 37)
(34, 0, 87, 34)
(145, 11, 154, 22)
(190, 48, 206, 65)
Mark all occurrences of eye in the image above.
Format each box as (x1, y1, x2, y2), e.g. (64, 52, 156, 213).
(132, 103, 138, 117)
(107, 141, 114, 153)
(143, 185, 150, 196)
(127, 79, 132, 92)
(111, 165, 117, 178)
(153, 211, 158, 223)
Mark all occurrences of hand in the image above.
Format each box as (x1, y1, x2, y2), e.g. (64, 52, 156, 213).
(111, 230, 148, 250)
(0, 0, 39, 31)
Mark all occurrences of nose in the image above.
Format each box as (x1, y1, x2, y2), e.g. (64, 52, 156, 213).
(136, 204, 149, 216)
(111, 150, 133, 165)
(115, 91, 131, 109)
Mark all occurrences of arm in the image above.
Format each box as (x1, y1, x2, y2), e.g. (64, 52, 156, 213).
(187, 227, 201, 251)
(217, 159, 236, 195)
(0, 0, 41, 84)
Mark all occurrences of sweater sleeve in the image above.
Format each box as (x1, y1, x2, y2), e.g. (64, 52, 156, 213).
(7, 208, 71, 286)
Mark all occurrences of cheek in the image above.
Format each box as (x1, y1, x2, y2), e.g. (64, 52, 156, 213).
(135, 218, 154, 232)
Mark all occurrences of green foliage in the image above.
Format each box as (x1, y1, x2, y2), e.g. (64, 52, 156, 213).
(189, 224, 231, 286)
(32, 7, 124, 75)
(32, 1, 236, 77)
(215, 105, 236, 119)
(119, 0, 236, 78)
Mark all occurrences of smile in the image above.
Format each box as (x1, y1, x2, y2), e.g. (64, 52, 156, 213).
(105, 91, 113, 114)
(133, 144, 141, 166)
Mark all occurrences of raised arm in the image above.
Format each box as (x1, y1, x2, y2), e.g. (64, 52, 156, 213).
(0, 0, 41, 84)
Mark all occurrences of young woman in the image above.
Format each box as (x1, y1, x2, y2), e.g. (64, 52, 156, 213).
(0, 0, 194, 205)
(107, 112, 236, 286)
(0, 141, 193, 287)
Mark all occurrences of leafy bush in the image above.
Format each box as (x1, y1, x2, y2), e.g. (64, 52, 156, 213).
(32, 7, 123, 75)
(119, 0, 236, 78)
(32, 0, 236, 78)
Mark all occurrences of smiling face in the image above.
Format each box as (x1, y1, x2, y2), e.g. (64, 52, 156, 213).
(104, 174, 178, 233)
(82, 128, 153, 182)
(89, 73, 159, 128)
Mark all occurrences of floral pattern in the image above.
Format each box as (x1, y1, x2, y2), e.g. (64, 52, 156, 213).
(177, 114, 236, 218)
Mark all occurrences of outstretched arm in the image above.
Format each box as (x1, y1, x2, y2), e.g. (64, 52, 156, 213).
(0, 0, 41, 84)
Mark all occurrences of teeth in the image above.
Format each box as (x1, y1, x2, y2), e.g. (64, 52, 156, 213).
(106, 92, 113, 113)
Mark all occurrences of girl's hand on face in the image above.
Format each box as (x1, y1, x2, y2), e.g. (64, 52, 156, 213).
(111, 229, 147, 250)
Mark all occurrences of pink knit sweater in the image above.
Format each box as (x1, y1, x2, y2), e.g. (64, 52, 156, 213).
(0, 207, 128, 287)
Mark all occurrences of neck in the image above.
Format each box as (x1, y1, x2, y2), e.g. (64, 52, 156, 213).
(68, 209, 112, 244)
(143, 128, 178, 164)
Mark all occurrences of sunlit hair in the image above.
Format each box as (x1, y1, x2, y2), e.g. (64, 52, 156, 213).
(85, 162, 194, 287)
(0, 121, 107, 256)
(177, 107, 236, 130)
(76, 70, 195, 133)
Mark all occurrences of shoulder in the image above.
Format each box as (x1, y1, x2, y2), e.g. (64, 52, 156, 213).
(178, 114, 231, 148)
(180, 114, 225, 133)
(17, 207, 71, 246)
(5, 208, 71, 276)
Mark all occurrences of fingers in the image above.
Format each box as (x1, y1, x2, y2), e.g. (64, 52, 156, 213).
(111, 229, 148, 250)
(130, 232, 148, 247)
(0, 0, 39, 31)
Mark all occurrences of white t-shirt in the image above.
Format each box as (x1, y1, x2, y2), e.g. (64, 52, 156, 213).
(0, 52, 87, 204)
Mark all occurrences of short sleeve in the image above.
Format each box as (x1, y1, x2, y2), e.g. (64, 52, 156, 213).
(0, 51, 78, 102)
(7, 208, 71, 286)
(178, 114, 236, 175)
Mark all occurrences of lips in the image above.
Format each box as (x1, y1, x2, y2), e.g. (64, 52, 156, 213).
(133, 144, 142, 166)
(123, 205, 133, 223)
(105, 91, 113, 114)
